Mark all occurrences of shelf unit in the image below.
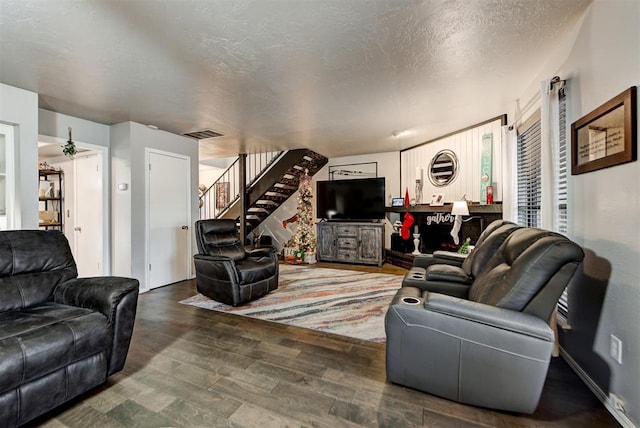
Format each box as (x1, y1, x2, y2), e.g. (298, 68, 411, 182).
(38, 169, 64, 230)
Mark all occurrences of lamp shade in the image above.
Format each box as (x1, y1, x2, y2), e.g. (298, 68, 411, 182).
(451, 200, 469, 216)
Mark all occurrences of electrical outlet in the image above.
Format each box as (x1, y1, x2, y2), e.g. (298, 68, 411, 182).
(610, 334, 623, 364)
(609, 393, 625, 412)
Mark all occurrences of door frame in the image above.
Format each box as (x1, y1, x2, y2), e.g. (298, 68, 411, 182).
(144, 147, 192, 292)
(0, 123, 16, 230)
(38, 134, 110, 274)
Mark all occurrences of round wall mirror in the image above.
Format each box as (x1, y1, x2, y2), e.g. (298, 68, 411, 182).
(428, 150, 458, 187)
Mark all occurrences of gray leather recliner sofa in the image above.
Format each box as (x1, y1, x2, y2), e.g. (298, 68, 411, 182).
(412, 219, 517, 269)
(385, 227, 584, 413)
(402, 221, 521, 298)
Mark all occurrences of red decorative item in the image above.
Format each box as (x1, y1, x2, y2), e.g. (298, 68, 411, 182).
(404, 187, 410, 208)
(486, 185, 494, 205)
(400, 212, 415, 240)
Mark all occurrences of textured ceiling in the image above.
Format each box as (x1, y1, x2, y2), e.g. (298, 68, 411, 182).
(1, 0, 591, 159)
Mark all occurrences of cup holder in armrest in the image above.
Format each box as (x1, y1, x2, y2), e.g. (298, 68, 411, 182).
(401, 296, 421, 305)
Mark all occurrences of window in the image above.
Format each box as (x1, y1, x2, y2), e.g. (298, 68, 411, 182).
(517, 113, 542, 227)
(516, 92, 569, 317)
(557, 92, 569, 318)
(557, 93, 568, 236)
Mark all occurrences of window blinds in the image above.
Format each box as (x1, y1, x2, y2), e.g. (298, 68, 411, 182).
(516, 94, 569, 317)
(557, 92, 569, 318)
(517, 115, 542, 228)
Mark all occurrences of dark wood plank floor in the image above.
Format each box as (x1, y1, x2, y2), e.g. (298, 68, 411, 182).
(31, 263, 619, 427)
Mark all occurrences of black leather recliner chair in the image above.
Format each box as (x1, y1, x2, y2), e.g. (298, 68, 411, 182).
(193, 219, 279, 306)
(0, 230, 139, 427)
(386, 227, 584, 413)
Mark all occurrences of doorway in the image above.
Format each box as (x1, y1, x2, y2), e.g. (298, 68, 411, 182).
(38, 136, 108, 276)
(146, 148, 191, 290)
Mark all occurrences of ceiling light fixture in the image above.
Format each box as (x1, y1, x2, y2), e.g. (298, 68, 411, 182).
(392, 130, 409, 138)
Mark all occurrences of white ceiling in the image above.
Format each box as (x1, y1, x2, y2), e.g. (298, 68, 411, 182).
(1, 0, 591, 159)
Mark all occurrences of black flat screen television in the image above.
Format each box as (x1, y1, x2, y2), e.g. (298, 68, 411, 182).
(316, 178, 385, 220)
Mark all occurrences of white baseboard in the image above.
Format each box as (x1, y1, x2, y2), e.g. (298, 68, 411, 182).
(560, 347, 637, 428)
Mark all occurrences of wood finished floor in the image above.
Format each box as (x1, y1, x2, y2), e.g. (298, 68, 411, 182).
(30, 262, 619, 427)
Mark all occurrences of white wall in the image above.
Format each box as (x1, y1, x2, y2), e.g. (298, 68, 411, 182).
(39, 109, 111, 274)
(199, 164, 226, 190)
(259, 151, 400, 251)
(110, 122, 200, 286)
(110, 123, 133, 277)
(39, 109, 110, 148)
(400, 117, 504, 204)
(0, 83, 39, 229)
(524, 1, 640, 425)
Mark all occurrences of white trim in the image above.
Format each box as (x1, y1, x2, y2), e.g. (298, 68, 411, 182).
(0, 123, 16, 229)
(144, 147, 192, 292)
(560, 347, 637, 428)
(38, 134, 111, 275)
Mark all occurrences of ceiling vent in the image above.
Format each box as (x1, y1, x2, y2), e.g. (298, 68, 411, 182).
(182, 128, 224, 140)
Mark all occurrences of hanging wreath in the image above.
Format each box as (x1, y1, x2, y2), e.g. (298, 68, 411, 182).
(63, 127, 78, 159)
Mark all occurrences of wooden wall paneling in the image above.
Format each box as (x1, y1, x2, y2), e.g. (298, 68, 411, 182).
(400, 116, 505, 204)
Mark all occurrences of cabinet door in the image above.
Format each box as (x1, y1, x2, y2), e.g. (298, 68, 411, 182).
(317, 224, 336, 261)
(358, 226, 382, 265)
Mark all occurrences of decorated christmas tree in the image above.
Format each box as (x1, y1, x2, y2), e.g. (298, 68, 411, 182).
(291, 171, 316, 255)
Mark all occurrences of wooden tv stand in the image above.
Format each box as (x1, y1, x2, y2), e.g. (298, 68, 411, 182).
(317, 221, 384, 266)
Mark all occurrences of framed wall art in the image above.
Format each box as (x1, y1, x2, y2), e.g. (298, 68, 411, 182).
(328, 162, 378, 180)
(215, 182, 230, 209)
(430, 193, 445, 206)
(571, 86, 637, 175)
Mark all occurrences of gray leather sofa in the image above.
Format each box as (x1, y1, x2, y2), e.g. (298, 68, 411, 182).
(412, 219, 516, 269)
(385, 227, 584, 413)
(0, 230, 139, 427)
(402, 220, 521, 297)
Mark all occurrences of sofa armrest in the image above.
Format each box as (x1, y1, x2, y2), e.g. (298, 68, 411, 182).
(246, 247, 275, 258)
(432, 250, 468, 262)
(385, 290, 554, 413)
(424, 265, 472, 284)
(53, 276, 139, 375)
(424, 293, 554, 341)
(193, 254, 238, 283)
(54, 276, 139, 322)
(413, 253, 465, 269)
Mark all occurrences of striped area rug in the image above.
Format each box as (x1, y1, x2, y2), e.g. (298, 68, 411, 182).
(179, 264, 404, 343)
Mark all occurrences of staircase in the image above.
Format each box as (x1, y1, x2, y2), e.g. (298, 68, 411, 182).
(200, 149, 328, 232)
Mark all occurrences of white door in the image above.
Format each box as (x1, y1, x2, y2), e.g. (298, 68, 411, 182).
(74, 153, 103, 277)
(147, 150, 190, 289)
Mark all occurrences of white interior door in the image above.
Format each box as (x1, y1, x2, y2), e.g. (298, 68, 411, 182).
(147, 150, 190, 289)
(74, 153, 103, 277)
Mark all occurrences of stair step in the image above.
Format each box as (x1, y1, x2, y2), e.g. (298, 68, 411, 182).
(255, 199, 279, 206)
(264, 192, 289, 201)
(248, 207, 270, 213)
(265, 189, 291, 196)
(273, 182, 297, 191)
